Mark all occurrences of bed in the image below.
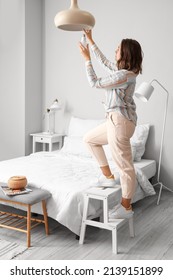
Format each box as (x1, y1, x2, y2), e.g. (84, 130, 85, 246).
(0, 116, 156, 236)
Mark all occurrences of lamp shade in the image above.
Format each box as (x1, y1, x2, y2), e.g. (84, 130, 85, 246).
(54, 0, 95, 31)
(135, 82, 154, 102)
(49, 99, 61, 111)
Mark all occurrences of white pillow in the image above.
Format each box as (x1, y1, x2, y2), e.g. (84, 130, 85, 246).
(68, 116, 104, 137)
(130, 124, 150, 161)
(61, 136, 92, 158)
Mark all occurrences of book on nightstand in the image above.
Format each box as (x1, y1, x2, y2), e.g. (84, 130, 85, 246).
(0, 185, 32, 196)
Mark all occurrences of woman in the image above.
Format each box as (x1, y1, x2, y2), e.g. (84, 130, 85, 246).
(78, 30, 143, 219)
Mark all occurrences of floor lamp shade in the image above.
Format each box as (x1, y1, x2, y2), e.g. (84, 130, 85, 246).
(54, 0, 95, 31)
(135, 82, 154, 102)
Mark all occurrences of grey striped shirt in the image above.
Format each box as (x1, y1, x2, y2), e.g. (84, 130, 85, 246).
(85, 44, 137, 125)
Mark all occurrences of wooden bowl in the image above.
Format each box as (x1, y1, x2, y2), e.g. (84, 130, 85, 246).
(8, 176, 27, 190)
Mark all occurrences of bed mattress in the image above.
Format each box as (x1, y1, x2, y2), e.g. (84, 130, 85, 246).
(134, 159, 156, 179)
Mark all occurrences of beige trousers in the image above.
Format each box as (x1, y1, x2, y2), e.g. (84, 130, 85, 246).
(84, 112, 136, 199)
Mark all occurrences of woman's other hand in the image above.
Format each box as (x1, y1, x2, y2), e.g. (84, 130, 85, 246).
(78, 42, 91, 61)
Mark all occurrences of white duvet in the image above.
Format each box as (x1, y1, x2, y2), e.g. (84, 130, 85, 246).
(0, 151, 155, 235)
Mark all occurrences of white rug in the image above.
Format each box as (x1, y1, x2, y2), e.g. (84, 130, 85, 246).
(0, 239, 27, 260)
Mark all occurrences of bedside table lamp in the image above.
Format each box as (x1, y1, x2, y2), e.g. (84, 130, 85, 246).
(135, 79, 173, 205)
(47, 99, 61, 134)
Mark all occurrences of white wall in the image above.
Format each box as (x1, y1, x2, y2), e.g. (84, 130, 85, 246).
(0, 0, 43, 160)
(44, 0, 173, 188)
(0, 0, 25, 159)
(25, 0, 43, 155)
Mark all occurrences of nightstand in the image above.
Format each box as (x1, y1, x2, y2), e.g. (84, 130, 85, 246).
(30, 133, 64, 153)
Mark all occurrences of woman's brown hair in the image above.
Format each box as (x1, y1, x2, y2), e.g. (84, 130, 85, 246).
(117, 39, 143, 74)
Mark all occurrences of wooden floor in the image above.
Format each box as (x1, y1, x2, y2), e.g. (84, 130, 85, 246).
(0, 188, 173, 260)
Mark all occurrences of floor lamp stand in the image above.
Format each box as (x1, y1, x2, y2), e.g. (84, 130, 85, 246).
(151, 80, 173, 205)
(153, 181, 173, 205)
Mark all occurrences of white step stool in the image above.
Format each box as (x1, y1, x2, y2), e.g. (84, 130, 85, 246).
(79, 186, 135, 254)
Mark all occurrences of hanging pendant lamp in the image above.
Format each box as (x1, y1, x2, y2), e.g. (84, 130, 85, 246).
(54, 0, 95, 31)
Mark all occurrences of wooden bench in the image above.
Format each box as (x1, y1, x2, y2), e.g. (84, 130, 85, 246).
(0, 185, 51, 247)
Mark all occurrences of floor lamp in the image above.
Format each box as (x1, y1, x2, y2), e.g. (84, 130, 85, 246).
(135, 79, 173, 205)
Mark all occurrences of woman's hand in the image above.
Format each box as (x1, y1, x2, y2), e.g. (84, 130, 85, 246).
(78, 42, 91, 61)
(83, 29, 95, 45)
